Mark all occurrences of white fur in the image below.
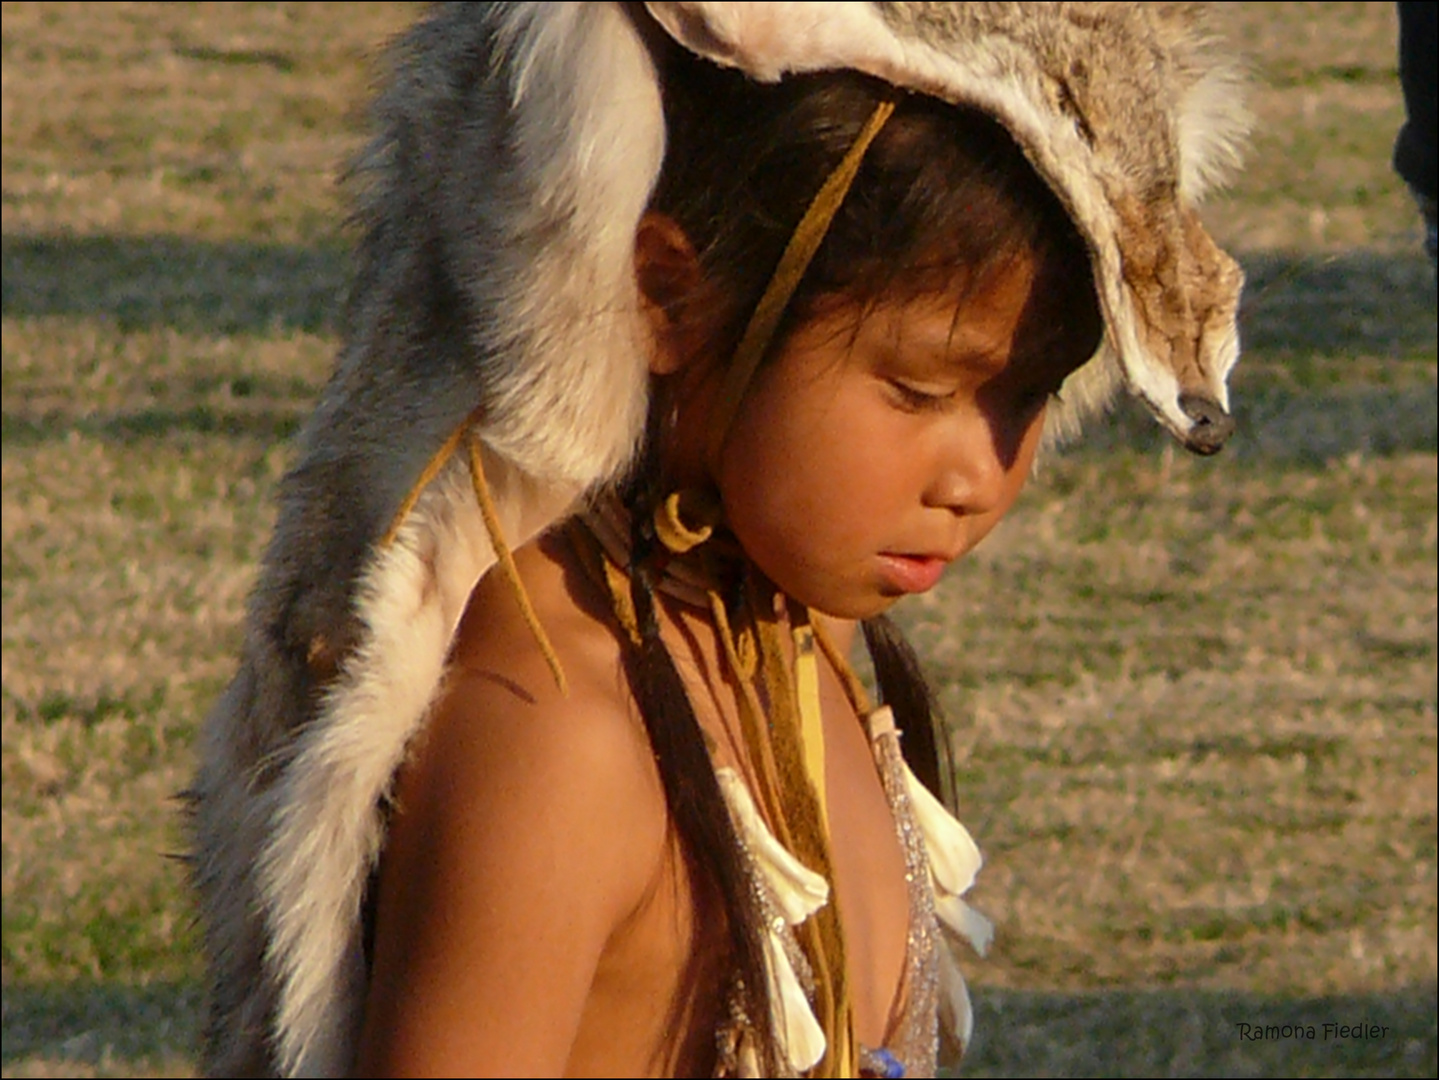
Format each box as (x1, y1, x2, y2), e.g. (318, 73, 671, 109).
(1176, 63, 1252, 202)
(259, 451, 578, 1075)
(248, 7, 663, 1070)
(480, 3, 663, 485)
(648, 1, 903, 82)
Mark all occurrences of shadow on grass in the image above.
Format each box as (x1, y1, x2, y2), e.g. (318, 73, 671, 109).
(0, 980, 201, 1077)
(4, 233, 1433, 355)
(0, 407, 304, 448)
(1, 980, 1434, 1077)
(4, 232, 1435, 458)
(1237, 250, 1437, 365)
(1074, 377, 1438, 462)
(2, 232, 348, 337)
(964, 983, 1438, 1078)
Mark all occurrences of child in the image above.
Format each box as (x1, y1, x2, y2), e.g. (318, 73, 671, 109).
(189, 5, 1247, 1077)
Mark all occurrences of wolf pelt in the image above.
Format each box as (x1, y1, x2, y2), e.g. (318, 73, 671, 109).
(188, 3, 1248, 1075)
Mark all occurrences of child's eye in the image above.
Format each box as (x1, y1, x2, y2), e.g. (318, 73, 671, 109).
(888, 379, 954, 413)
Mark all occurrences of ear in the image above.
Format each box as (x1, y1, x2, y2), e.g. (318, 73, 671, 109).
(634, 211, 707, 375)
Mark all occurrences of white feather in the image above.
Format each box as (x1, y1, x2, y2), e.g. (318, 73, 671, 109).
(716, 765, 830, 1071)
(716, 766, 830, 924)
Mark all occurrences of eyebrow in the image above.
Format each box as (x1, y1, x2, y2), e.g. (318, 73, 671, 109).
(884, 315, 1011, 378)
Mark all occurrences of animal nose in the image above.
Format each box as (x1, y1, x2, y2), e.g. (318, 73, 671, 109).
(1178, 393, 1235, 456)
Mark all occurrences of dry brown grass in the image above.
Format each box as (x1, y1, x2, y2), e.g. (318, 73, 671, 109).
(924, 452, 1436, 992)
(3, 2, 1435, 1076)
(1203, 2, 1421, 253)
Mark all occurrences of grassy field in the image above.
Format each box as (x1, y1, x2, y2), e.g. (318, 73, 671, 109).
(2, 2, 1435, 1076)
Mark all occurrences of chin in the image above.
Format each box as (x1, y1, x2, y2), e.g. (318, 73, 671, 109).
(763, 561, 901, 621)
(801, 590, 901, 622)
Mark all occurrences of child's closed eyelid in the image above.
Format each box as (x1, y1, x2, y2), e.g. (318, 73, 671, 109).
(885, 377, 957, 412)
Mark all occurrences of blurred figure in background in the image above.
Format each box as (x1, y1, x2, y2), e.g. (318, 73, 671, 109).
(1394, 2, 1436, 263)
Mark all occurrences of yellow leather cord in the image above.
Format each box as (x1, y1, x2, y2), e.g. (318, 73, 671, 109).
(811, 614, 874, 718)
(379, 416, 567, 696)
(790, 611, 828, 850)
(704, 97, 897, 472)
(463, 430, 567, 696)
(379, 416, 475, 550)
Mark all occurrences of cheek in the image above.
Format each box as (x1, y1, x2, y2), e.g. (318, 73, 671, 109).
(719, 392, 905, 574)
(978, 409, 1046, 531)
(717, 416, 827, 555)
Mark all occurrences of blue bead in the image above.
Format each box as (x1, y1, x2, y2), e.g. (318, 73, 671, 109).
(871, 1048, 905, 1078)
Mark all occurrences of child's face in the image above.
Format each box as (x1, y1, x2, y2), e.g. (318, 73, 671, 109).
(709, 250, 1099, 619)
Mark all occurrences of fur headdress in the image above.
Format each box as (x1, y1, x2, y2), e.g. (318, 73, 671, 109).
(189, 4, 1248, 1074)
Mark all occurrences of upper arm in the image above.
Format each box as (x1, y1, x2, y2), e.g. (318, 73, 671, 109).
(354, 646, 666, 1077)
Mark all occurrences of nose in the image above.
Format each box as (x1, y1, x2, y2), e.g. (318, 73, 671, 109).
(1177, 393, 1235, 456)
(924, 418, 1012, 517)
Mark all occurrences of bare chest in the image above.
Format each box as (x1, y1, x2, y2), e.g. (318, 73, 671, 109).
(565, 832, 728, 1076)
(661, 605, 914, 1053)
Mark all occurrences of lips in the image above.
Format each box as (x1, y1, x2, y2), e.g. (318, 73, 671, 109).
(876, 553, 949, 594)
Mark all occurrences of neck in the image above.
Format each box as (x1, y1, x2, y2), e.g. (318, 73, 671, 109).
(581, 485, 862, 678)
(816, 611, 859, 657)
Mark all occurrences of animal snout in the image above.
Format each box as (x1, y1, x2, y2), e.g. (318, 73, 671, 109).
(1178, 393, 1235, 455)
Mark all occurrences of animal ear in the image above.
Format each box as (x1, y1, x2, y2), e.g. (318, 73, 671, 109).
(634, 212, 714, 375)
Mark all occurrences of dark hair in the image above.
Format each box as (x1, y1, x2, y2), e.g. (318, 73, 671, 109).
(616, 42, 1099, 1072)
(650, 49, 1098, 365)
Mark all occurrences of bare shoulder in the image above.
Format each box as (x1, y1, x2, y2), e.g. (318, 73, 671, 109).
(407, 532, 665, 880)
(404, 535, 663, 871)
(428, 528, 653, 776)
(357, 534, 667, 1075)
